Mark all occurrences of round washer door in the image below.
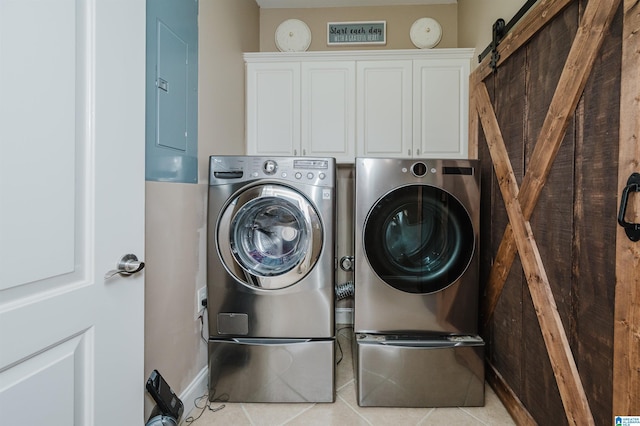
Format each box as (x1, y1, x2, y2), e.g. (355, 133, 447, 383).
(363, 184, 474, 294)
(217, 184, 323, 290)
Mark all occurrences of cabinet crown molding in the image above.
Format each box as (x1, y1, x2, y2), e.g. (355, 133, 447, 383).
(244, 48, 474, 63)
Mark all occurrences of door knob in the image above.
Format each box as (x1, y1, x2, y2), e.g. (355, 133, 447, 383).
(105, 254, 145, 279)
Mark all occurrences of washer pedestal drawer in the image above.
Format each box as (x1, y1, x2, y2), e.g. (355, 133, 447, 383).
(208, 338, 335, 403)
(354, 334, 485, 407)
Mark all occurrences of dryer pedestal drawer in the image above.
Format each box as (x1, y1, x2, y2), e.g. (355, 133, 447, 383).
(354, 334, 485, 407)
(208, 338, 335, 403)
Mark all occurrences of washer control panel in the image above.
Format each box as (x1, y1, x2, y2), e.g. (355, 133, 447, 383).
(209, 156, 335, 187)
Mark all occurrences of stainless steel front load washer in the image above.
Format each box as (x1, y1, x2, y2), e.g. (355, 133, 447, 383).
(353, 157, 484, 407)
(207, 156, 336, 403)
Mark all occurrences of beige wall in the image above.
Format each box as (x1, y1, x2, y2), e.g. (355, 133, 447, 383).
(199, 0, 260, 175)
(144, 181, 208, 417)
(260, 5, 458, 51)
(259, 1, 529, 56)
(144, 0, 259, 417)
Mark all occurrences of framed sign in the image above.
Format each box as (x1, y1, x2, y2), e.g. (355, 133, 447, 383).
(327, 21, 386, 46)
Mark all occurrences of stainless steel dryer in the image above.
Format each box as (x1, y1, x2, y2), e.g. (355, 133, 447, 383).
(207, 156, 336, 403)
(353, 157, 484, 407)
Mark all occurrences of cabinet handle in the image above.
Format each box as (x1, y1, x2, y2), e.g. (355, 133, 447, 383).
(303, 149, 306, 156)
(416, 149, 420, 156)
(294, 149, 297, 156)
(408, 149, 411, 156)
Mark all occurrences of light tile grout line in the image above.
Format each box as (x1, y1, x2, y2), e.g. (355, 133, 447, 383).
(280, 402, 317, 426)
(419, 407, 437, 424)
(337, 391, 374, 426)
(459, 406, 490, 425)
(241, 404, 255, 425)
(336, 377, 354, 392)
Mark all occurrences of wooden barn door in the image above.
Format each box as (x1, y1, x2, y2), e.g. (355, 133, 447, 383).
(613, 0, 640, 417)
(470, 0, 638, 424)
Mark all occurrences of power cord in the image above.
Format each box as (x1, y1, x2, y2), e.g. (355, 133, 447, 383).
(335, 325, 353, 365)
(198, 298, 208, 344)
(198, 312, 207, 344)
(188, 301, 228, 424)
(183, 391, 227, 424)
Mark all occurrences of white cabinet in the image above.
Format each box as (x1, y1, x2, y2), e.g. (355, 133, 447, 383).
(413, 58, 470, 159)
(357, 57, 470, 159)
(302, 61, 355, 162)
(356, 60, 413, 158)
(245, 49, 473, 162)
(245, 58, 355, 162)
(246, 62, 300, 156)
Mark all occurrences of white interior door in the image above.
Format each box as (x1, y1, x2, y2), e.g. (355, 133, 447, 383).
(0, 1, 146, 425)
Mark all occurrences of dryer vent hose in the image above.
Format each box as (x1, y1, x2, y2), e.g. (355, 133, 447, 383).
(335, 281, 354, 300)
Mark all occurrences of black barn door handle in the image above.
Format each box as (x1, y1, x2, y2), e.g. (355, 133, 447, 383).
(618, 172, 640, 242)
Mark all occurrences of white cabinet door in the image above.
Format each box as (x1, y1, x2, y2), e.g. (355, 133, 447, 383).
(413, 59, 470, 159)
(302, 61, 355, 163)
(357, 60, 413, 158)
(246, 62, 301, 156)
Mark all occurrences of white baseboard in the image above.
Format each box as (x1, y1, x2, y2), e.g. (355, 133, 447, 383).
(178, 366, 208, 425)
(336, 307, 353, 325)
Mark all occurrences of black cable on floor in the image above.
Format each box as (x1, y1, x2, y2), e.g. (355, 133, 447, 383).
(183, 392, 228, 424)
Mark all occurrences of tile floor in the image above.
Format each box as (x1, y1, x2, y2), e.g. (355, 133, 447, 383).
(186, 327, 516, 426)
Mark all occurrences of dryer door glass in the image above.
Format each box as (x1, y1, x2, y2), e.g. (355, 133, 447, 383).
(218, 185, 323, 290)
(364, 184, 474, 294)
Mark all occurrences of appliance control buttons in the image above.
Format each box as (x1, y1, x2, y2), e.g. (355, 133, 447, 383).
(431, 168, 437, 174)
(281, 172, 287, 178)
(252, 172, 259, 178)
(319, 173, 326, 180)
(295, 172, 302, 179)
(307, 172, 314, 179)
(263, 160, 278, 175)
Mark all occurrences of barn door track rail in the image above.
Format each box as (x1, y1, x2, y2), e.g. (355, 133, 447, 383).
(474, 0, 575, 82)
(472, 0, 622, 424)
(478, 0, 538, 71)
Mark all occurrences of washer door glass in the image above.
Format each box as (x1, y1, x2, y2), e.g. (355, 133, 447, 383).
(218, 185, 322, 289)
(364, 184, 474, 294)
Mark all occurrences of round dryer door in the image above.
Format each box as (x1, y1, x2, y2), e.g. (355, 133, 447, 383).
(364, 184, 474, 294)
(217, 184, 323, 289)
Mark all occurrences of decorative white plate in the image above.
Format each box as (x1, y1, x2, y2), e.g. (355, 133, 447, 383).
(410, 17, 442, 49)
(275, 19, 312, 52)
